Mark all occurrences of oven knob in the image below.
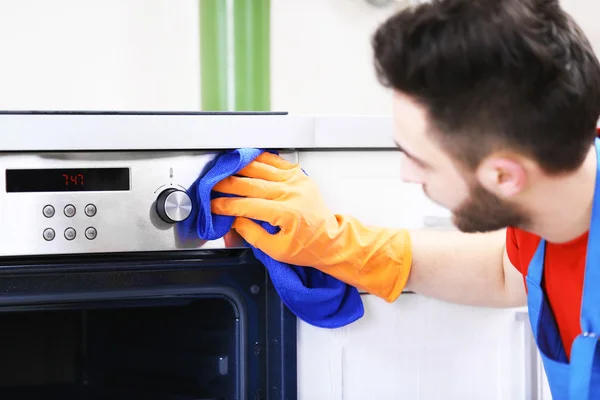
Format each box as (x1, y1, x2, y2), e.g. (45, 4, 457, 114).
(156, 188, 193, 223)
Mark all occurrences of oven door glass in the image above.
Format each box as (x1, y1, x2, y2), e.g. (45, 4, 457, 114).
(0, 296, 238, 400)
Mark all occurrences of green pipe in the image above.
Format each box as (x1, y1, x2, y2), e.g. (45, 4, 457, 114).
(199, 0, 229, 111)
(233, 0, 270, 111)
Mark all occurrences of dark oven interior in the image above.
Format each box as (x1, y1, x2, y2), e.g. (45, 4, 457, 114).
(0, 298, 237, 400)
(0, 250, 296, 400)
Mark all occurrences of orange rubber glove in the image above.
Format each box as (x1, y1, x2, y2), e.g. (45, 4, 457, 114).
(211, 152, 412, 303)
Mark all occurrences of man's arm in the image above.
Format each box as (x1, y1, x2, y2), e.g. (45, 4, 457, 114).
(210, 153, 526, 308)
(406, 229, 527, 308)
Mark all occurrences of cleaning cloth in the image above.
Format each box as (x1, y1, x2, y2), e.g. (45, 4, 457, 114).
(177, 148, 364, 328)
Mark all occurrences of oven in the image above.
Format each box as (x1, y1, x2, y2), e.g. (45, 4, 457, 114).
(0, 111, 302, 400)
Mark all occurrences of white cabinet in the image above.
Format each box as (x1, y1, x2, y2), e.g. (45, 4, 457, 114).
(298, 150, 451, 231)
(296, 150, 534, 399)
(298, 294, 527, 400)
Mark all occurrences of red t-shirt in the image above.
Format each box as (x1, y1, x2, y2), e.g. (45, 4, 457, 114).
(506, 227, 588, 359)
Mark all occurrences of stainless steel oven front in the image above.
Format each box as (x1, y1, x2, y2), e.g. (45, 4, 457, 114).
(0, 150, 294, 257)
(0, 144, 298, 400)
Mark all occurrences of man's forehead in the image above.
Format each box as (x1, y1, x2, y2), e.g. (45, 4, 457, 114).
(391, 91, 457, 171)
(392, 92, 431, 150)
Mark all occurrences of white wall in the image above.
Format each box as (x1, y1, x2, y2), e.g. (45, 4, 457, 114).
(0, 0, 597, 115)
(0, 0, 397, 114)
(0, 0, 200, 111)
(0, 0, 396, 114)
(562, 0, 600, 55)
(270, 0, 395, 114)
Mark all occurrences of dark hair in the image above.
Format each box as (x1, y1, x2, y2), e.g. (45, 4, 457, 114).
(372, 0, 600, 174)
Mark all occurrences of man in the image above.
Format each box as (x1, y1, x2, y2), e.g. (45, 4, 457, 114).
(211, 0, 600, 397)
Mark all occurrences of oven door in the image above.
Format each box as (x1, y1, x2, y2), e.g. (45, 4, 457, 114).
(0, 250, 296, 400)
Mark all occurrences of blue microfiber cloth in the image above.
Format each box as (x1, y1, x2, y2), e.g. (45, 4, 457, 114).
(176, 148, 364, 328)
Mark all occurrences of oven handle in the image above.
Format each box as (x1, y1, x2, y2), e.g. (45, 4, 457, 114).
(516, 310, 542, 400)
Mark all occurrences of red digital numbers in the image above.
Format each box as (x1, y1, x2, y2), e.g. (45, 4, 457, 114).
(63, 173, 84, 186)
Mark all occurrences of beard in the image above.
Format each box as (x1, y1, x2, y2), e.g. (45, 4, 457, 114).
(448, 182, 529, 233)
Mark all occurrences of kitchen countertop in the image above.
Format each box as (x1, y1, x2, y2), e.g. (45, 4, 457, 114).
(0, 111, 396, 151)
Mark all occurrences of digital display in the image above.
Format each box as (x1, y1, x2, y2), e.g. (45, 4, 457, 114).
(6, 168, 130, 193)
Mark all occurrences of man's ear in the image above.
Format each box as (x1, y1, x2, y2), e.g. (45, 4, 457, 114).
(475, 156, 528, 199)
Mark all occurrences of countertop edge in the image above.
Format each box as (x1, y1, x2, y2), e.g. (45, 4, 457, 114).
(0, 113, 398, 151)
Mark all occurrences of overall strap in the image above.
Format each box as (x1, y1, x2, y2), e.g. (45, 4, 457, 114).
(525, 239, 546, 339)
(580, 139, 600, 332)
(527, 239, 545, 285)
(569, 137, 600, 399)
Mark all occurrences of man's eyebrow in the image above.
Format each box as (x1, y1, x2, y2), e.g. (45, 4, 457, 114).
(394, 140, 430, 168)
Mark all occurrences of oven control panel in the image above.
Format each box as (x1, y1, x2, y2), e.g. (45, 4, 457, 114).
(0, 151, 297, 257)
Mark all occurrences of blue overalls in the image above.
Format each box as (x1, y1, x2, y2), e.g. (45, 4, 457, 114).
(526, 138, 600, 399)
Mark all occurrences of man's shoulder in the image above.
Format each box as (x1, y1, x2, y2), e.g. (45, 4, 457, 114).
(505, 227, 542, 274)
(506, 226, 589, 274)
(507, 226, 542, 247)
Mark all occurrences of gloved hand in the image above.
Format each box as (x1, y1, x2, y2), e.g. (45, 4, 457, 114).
(211, 152, 412, 302)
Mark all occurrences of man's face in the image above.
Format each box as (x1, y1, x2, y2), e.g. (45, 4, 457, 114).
(392, 91, 528, 232)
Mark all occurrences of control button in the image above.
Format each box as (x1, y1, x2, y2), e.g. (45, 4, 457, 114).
(156, 188, 193, 224)
(64, 204, 76, 217)
(64, 227, 76, 241)
(42, 205, 55, 218)
(85, 227, 97, 240)
(43, 228, 55, 241)
(84, 204, 97, 217)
